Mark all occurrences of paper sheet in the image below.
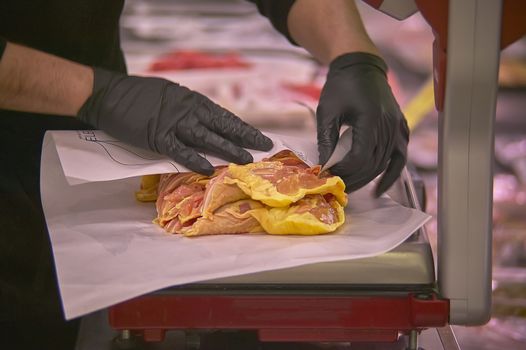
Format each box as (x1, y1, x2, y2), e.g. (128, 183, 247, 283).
(54, 130, 317, 185)
(41, 131, 431, 320)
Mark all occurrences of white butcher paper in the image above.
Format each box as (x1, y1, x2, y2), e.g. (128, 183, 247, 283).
(52, 130, 317, 185)
(41, 130, 431, 320)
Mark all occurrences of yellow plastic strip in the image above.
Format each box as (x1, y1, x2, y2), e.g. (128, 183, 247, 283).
(402, 77, 435, 130)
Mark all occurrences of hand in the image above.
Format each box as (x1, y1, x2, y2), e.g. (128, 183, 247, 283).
(317, 52, 409, 196)
(78, 68, 273, 175)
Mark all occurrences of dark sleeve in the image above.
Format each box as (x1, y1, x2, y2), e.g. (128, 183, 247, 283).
(247, 0, 297, 44)
(0, 37, 6, 60)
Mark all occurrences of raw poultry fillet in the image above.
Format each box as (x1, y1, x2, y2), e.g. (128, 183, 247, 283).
(148, 50, 251, 72)
(135, 150, 348, 236)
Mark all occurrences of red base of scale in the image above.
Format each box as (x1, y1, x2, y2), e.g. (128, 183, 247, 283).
(109, 293, 449, 343)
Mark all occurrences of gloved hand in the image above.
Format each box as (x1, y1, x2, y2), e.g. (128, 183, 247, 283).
(78, 68, 273, 175)
(317, 52, 409, 196)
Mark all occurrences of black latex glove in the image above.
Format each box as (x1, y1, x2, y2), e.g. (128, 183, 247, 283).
(78, 68, 273, 175)
(317, 52, 409, 196)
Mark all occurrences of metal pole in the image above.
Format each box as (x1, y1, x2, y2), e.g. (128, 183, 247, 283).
(407, 329, 418, 350)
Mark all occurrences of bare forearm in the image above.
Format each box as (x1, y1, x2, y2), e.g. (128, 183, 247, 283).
(288, 0, 379, 65)
(0, 42, 93, 116)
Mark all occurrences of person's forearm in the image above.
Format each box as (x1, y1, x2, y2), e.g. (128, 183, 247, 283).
(0, 42, 93, 116)
(287, 0, 379, 65)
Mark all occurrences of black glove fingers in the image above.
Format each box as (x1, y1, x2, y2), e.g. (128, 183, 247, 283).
(332, 123, 393, 193)
(198, 102, 273, 151)
(337, 162, 378, 193)
(375, 149, 407, 197)
(376, 117, 395, 171)
(330, 125, 374, 175)
(317, 118, 341, 165)
(400, 117, 410, 141)
(187, 124, 254, 165)
(163, 134, 215, 176)
(332, 160, 374, 191)
(343, 174, 375, 193)
(339, 154, 386, 193)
